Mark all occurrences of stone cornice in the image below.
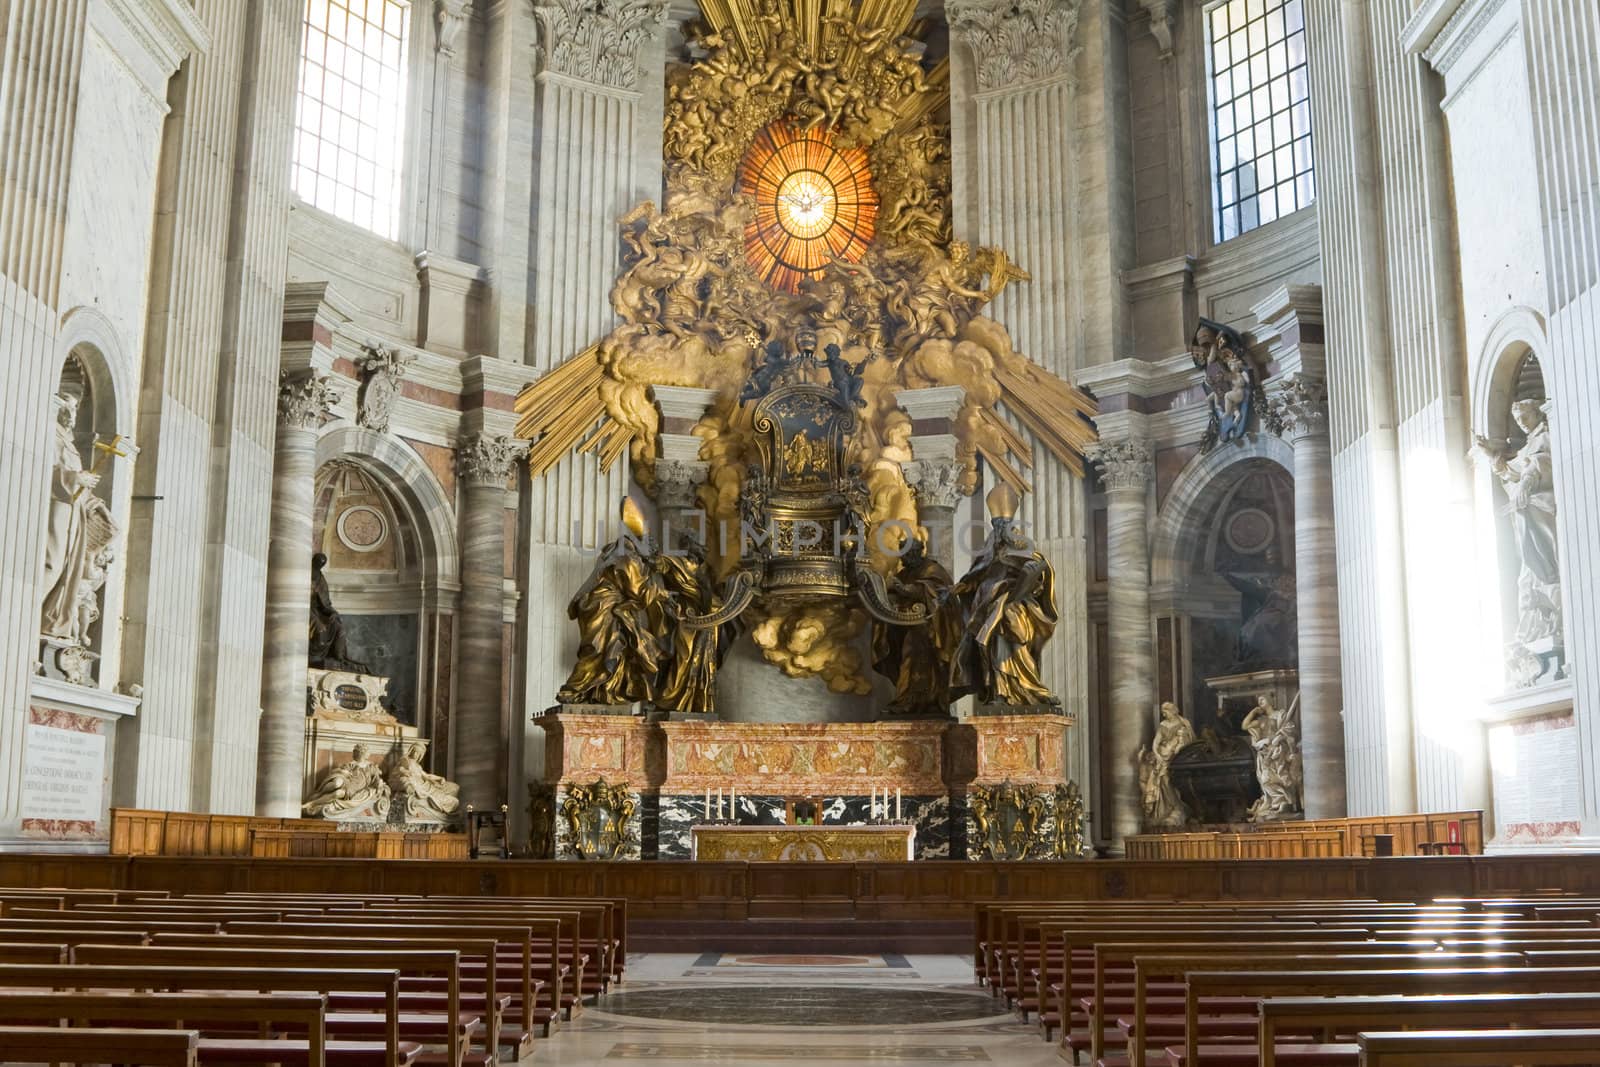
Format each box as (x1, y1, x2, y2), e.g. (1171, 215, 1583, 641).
(1404, 0, 1509, 75)
(532, 0, 668, 90)
(99, 0, 211, 91)
(947, 0, 1082, 92)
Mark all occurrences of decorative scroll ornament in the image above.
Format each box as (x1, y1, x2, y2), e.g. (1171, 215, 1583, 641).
(434, 0, 469, 57)
(970, 781, 1050, 859)
(533, 0, 669, 90)
(455, 432, 529, 486)
(1051, 781, 1090, 858)
(278, 371, 340, 430)
(1087, 439, 1153, 493)
(1265, 373, 1330, 441)
(1140, 0, 1177, 57)
(355, 340, 416, 434)
(560, 777, 638, 859)
(947, 0, 1082, 91)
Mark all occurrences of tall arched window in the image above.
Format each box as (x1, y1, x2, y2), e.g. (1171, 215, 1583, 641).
(1204, 0, 1316, 242)
(291, 0, 412, 239)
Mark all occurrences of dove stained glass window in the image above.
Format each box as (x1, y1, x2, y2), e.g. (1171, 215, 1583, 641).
(738, 121, 878, 293)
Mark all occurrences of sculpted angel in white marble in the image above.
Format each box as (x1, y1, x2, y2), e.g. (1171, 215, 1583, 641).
(1244, 694, 1302, 822)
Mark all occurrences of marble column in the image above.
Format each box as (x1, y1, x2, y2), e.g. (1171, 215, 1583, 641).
(652, 385, 716, 545)
(896, 387, 968, 572)
(455, 433, 527, 812)
(255, 373, 339, 817)
(1089, 439, 1154, 851)
(1277, 375, 1346, 818)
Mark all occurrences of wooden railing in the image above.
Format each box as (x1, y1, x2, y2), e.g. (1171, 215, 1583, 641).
(110, 808, 468, 860)
(1125, 810, 1484, 860)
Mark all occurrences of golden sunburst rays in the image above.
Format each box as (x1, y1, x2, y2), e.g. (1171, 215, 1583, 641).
(697, 0, 921, 70)
(740, 121, 878, 292)
(515, 346, 624, 480)
(995, 367, 1101, 479)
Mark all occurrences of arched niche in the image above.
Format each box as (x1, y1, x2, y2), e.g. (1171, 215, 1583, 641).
(312, 429, 460, 757)
(1149, 435, 1297, 733)
(1469, 307, 1563, 690)
(39, 308, 137, 688)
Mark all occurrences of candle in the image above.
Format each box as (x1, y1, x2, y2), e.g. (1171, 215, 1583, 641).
(716, 786, 723, 822)
(731, 786, 738, 820)
(896, 788, 902, 822)
(705, 787, 711, 822)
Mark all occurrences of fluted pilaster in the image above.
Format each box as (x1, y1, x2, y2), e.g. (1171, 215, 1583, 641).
(255, 373, 338, 817)
(456, 433, 528, 811)
(1089, 439, 1153, 850)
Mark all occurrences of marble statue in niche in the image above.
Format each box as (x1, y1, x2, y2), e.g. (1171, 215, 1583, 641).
(40, 389, 123, 684)
(558, 498, 670, 707)
(871, 536, 956, 716)
(303, 742, 391, 819)
(942, 484, 1060, 708)
(1138, 701, 1195, 829)
(309, 552, 373, 673)
(1474, 399, 1564, 688)
(1243, 693, 1302, 822)
(1191, 318, 1258, 451)
(385, 741, 461, 821)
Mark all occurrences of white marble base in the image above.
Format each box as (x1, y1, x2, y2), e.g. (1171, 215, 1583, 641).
(0, 677, 139, 853)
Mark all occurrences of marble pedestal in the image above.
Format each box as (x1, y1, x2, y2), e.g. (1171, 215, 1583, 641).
(0, 677, 140, 852)
(532, 710, 1078, 861)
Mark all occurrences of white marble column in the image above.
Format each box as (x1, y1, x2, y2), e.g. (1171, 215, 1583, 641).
(255, 373, 338, 817)
(456, 433, 527, 812)
(1277, 375, 1346, 818)
(897, 387, 969, 572)
(1089, 439, 1154, 850)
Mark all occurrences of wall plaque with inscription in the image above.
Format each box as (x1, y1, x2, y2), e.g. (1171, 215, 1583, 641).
(21, 722, 106, 823)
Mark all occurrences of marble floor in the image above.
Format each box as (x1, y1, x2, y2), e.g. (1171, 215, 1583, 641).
(524, 953, 1062, 1066)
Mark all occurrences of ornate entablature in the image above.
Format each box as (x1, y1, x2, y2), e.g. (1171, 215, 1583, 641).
(515, 0, 1099, 691)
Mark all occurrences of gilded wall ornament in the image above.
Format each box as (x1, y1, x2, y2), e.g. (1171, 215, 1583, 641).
(516, 0, 1099, 690)
(560, 777, 638, 859)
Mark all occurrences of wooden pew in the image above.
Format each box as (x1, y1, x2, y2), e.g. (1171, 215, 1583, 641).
(1120, 950, 1525, 1067)
(0, 940, 67, 963)
(1357, 1029, 1600, 1067)
(0, 990, 327, 1065)
(0, 1024, 199, 1065)
(125, 936, 488, 1067)
(51, 955, 418, 1067)
(1177, 966, 1600, 1067)
(1259, 992, 1600, 1067)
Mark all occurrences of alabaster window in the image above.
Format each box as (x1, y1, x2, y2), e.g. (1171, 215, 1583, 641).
(292, 0, 411, 240)
(1205, 0, 1315, 242)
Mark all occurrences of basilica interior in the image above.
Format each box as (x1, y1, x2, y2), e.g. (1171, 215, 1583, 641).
(1, 0, 1598, 1063)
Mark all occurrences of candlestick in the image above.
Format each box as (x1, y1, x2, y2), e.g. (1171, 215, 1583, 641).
(705, 787, 711, 822)
(731, 786, 738, 821)
(717, 786, 723, 822)
(896, 788, 902, 822)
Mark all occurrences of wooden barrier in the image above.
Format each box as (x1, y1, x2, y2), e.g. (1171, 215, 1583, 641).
(1126, 811, 1484, 860)
(112, 808, 468, 860)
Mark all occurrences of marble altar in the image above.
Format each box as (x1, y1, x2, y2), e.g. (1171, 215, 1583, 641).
(691, 824, 916, 862)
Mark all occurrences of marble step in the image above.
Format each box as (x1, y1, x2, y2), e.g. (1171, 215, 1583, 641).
(631, 918, 971, 954)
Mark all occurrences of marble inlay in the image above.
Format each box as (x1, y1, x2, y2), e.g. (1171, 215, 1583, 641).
(657, 794, 951, 860)
(599, 986, 1001, 1026)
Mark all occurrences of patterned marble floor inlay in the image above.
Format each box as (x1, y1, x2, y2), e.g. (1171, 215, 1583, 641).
(603, 1043, 992, 1061)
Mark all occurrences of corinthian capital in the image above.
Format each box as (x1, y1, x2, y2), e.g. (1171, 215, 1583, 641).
(654, 458, 709, 510)
(947, 0, 1081, 91)
(1087, 439, 1153, 493)
(278, 372, 340, 430)
(533, 0, 668, 90)
(1266, 374, 1330, 442)
(456, 432, 530, 487)
(902, 458, 966, 511)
